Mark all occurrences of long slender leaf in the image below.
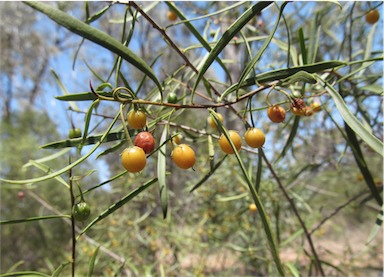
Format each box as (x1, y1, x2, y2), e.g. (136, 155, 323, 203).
(366, 205, 383, 244)
(316, 75, 383, 157)
(158, 127, 168, 218)
(275, 116, 300, 162)
(51, 262, 70, 277)
(0, 271, 50, 277)
(50, 69, 79, 111)
(26, 160, 70, 189)
(77, 178, 157, 238)
(0, 215, 70, 225)
(87, 246, 100, 277)
(41, 128, 129, 149)
(23, 149, 70, 168)
(344, 123, 382, 205)
(192, 2, 273, 98)
(24, 1, 162, 93)
(235, 2, 288, 97)
(222, 60, 346, 97)
(165, 1, 232, 83)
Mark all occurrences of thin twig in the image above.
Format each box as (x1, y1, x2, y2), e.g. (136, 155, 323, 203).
(309, 189, 369, 235)
(261, 150, 325, 276)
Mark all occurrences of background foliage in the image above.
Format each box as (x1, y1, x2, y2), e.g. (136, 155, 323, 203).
(0, 1, 383, 276)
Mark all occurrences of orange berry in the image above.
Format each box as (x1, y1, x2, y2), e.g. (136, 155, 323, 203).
(365, 9, 380, 24)
(167, 10, 177, 21)
(244, 128, 265, 148)
(208, 113, 224, 130)
(219, 130, 242, 154)
(267, 105, 286, 123)
(121, 146, 146, 173)
(172, 144, 196, 169)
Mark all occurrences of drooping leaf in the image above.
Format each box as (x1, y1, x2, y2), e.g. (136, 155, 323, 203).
(316, 75, 383, 157)
(24, 1, 162, 94)
(157, 127, 168, 218)
(192, 1, 273, 98)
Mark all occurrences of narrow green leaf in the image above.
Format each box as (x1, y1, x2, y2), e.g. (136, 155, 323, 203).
(158, 127, 168, 219)
(77, 178, 157, 239)
(55, 91, 114, 101)
(222, 60, 346, 97)
(51, 262, 70, 277)
(216, 192, 248, 202)
(275, 116, 300, 162)
(192, 1, 273, 97)
(26, 160, 70, 189)
(0, 215, 70, 225)
(23, 149, 70, 168)
(165, 1, 232, 83)
(307, 15, 321, 64)
(344, 123, 382, 205)
(285, 262, 300, 277)
(50, 69, 79, 111)
(96, 141, 125, 159)
(87, 246, 100, 277)
(279, 70, 317, 86)
(235, 2, 288, 98)
(298, 28, 307, 64)
(85, 3, 113, 24)
(41, 129, 128, 149)
(0, 271, 50, 277)
(255, 149, 263, 192)
(366, 205, 383, 244)
(190, 155, 226, 193)
(24, 1, 162, 94)
(78, 99, 100, 152)
(316, 75, 383, 157)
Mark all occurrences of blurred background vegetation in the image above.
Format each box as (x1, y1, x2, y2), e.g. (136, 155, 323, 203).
(0, 1, 382, 276)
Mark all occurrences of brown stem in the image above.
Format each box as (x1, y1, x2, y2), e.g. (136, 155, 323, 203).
(261, 150, 325, 276)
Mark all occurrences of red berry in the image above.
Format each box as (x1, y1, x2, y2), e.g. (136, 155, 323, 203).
(134, 131, 155, 154)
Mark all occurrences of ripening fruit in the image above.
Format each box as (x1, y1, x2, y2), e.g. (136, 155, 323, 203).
(127, 110, 146, 129)
(69, 128, 82, 139)
(219, 130, 242, 154)
(245, 128, 265, 148)
(365, 9, 380, 24)
(167, 92, 178, 104)
(121, 146, 147, 173)
(310, 102, 322, 112)
(208, 113, 224, 130)
(167, 10, 177, 21)
(171, 144, 196, 169)
(72, 202, 91, 222)
(291, 107, 306, 116)
(304, 106, 314, 117)
(249, 203, 257, 212)
(268, 105, 286, 123)
(134, 132, 155, 154)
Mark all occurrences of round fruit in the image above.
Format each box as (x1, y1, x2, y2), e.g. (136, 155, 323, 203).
(304, 106, 314, 117)
(245, 128, 266, 148)
(167, 92, 178, 104)
(267, 105, 286, 123)
(207, 113, 224, 130)
(249, 203, 257, 212)
(219, 130, 242, 154)
(72, 202, 91, 222)
(291, 107, 306, 116)
(134, 132, 155, 154)
(310, 102, 322, 112)
(171, 144, 196, 169)
(127, 110, 146, 129)
(167, 10, 177, 21)
(69, 128, 82, 139)
(121, 146, 147, 173)
(365, 9, 380, 24)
